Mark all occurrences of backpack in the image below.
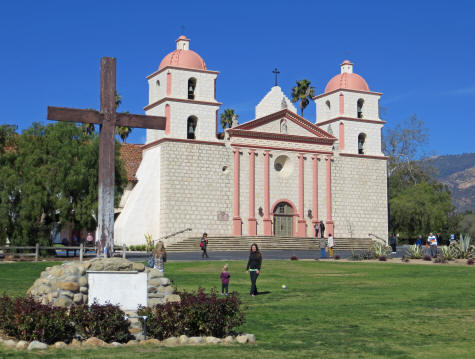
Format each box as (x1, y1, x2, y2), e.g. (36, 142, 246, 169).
(146, 255, 155, 268)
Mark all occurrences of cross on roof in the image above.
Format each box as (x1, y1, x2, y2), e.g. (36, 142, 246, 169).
(47, 57, 166, 257)
(272, 68, 280, 86)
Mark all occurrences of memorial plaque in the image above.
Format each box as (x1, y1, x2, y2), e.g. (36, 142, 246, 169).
(87, 271, 147, 310)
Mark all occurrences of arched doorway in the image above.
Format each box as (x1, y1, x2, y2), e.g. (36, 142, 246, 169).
(273, 202, 294, 237)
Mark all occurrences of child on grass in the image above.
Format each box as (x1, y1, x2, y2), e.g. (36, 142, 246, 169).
(220, 264, 230, 295)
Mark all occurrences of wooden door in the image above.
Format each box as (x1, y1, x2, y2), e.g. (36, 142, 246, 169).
(273, 202, 293, 237)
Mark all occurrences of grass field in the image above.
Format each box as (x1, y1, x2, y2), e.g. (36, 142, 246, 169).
(0, 259, 475, 358)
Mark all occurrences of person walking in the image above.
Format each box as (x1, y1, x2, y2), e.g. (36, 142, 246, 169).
(327, 233, 334, 257)
(320, 236, 327, 258)
(153, 241, 167, 273)
(389, 234, 397, 254)
(200, 232, 209, 259)
(220, 264, 231, 296)
(319, 222, 325, 238)
(427, 232, 438, 257)
(246, 243, 262, 296)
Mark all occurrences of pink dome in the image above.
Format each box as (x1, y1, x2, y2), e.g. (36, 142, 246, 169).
(158, 49, 207, 71)
(325, 72, 370, 93)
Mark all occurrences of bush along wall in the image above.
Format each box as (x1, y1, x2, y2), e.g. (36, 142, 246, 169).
(0, 295, 131, 344)
(138, 288, 245, 340)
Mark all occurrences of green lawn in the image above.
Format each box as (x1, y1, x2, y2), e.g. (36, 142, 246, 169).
(1, 260, 475, 358)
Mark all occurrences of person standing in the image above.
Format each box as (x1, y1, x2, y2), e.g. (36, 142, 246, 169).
(389, 234, 397, 254)
(320, 236, 326, 258)
(246, 243, 262, 296)
(200, 232, 209, 259)
(314, 222, 319, 238)
(153, 241, 167, 273)
(319, 221, 325, 238)
(220, 264, 231, 296)
(427, 232, 438, 257)
(327, 233, 334, 257)
(416, 235, 422, 247)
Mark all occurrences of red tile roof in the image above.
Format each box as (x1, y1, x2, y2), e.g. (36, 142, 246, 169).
(119, 143, 143, 182)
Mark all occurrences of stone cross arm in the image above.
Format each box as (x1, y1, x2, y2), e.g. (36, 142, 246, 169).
(47, 106, 166, 130)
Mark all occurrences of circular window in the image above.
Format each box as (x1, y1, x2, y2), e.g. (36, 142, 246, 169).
(274, 155, 293, 177)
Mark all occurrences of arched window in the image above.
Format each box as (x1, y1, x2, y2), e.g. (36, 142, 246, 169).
(358, 133, 366, 154)
(187, 116, 197, 139)
(156, 79, 160, 87)
(357, 99, 364, 119)
(325, 100, 331, 111)
(188, 78, 197, 100)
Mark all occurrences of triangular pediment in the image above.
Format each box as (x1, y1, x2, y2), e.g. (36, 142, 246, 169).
(231, 109, 335, 140)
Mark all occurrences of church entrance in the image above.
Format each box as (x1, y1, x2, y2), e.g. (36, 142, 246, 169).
(273, 202, 294, 237)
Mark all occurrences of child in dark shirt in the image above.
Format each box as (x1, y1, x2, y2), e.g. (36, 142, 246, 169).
(220, 264, 230, 295)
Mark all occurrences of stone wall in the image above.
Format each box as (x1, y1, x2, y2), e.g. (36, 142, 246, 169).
(27, 258, 179, 308)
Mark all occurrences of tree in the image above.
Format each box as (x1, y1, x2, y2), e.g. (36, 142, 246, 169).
(458, 212, 475, 237)
(383, 115, 454, 238)
(0, 122, 127, 246)
(220, 109, 237, 130)
(290, 79, 315, 117)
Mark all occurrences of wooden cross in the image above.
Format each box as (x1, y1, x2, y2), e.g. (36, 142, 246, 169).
(272, 68, 280, 86)
(47, 57, 166, 257)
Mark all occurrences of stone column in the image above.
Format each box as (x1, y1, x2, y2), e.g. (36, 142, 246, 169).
(311, 154, 320, 236)
(263, 151, 272, 236)
(325, 156, 334, 236)
(297, 153, 306, 237)
(248, 150, 257, 236)
(233, 148, 242, 236)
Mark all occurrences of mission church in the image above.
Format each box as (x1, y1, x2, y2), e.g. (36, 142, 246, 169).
(114, 35, 388, 247)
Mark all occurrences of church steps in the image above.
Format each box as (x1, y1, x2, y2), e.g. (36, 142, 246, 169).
(165, 237, 373, 252)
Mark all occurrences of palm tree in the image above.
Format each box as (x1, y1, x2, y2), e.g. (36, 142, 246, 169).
(116, 126, 132, 143)
(81, 108, 96, 135)
(220, 109, 237, 129)
(290, 79, 315, 117)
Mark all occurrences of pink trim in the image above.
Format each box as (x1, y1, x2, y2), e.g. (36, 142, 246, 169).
(263, 151, 272, 235)
(340, 153, 389, 160)
(325, 156, 334, 236)
(233, 149, 242, 236)
(270, 199, 298, 237)
(248, 150, 257, 236)
(297, 154, 306, 237)
(313, 88, 383, 100)
(339, 122, 345, 151)
(233, 109, 335, 139)
(214, 78, 216, 100)
(142, 137, 224, 150)
(339, 93, 344, 115)
(312, 155, 319, 225)
(228, 129, 335, 145)
(317, 116, 386, 127)
(165, 104, 171, 135)
(146, 66, 220, 80)
(231, 143, 332, 155)
(166, 71, 172, 96)
(144, 97, 222, 111)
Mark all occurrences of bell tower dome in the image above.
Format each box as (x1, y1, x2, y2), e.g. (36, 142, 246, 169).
(144, 35, 222, 143)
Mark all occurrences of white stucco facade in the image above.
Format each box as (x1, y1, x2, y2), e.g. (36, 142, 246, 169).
(114, 37, 389, 247)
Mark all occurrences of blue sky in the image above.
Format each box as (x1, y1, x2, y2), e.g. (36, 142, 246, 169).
(0, 0, 474, 156)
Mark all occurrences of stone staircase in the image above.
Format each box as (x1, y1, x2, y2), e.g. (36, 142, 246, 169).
(166, 236, 374, 252)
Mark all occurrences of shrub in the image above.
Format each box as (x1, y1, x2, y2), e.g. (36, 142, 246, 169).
(439, 246, 454, 260)
(467, 259, 474, 265)
(450, 234, 474, 259)
(370, 243, 391, 258)
(406, 244, 424, 259)
(0, 295, 74, 344)
(335, 255, 341, 260)
(423, 255, 432, 261)
(378, 256, 387, 261)
(138, 288, 245, 339)
(69, 302, 132, 343)
(290, 256, 298, 261)
(434, 255, 447, 264)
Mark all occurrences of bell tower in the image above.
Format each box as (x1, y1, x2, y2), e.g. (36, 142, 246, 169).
(144, 35, 222, 143)
(314, 60, 385, 156)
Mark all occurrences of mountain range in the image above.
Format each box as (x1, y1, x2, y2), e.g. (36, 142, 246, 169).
(425, 153, 475, 213)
